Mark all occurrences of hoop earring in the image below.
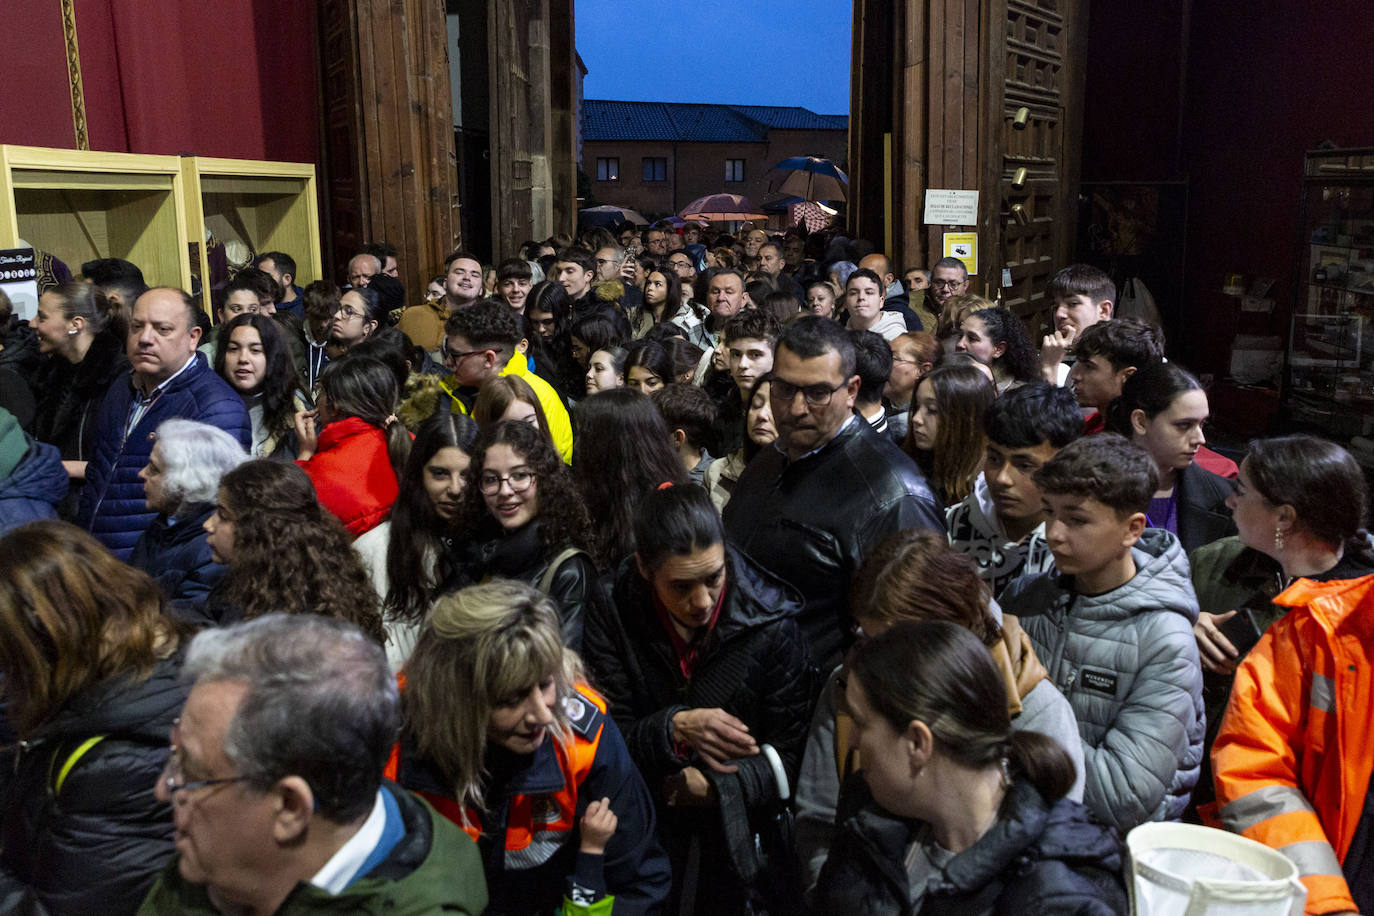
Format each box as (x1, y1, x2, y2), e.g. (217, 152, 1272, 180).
(1274, 525, 1285, 552)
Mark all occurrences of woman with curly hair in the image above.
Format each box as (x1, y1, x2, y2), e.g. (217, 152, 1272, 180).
(213, 312, 311, 458)
(0, 521, 190, 915)
(447, 420, 600, 651)
(573, 389, 689, 568)
(902, 363, 996, 505)
(294, 355, 409, 537)
(201, 458, 385, 643)
(957, 306, 1039, 393)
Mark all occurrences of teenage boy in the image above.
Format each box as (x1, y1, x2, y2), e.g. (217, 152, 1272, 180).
(946, 382, 1081, 597)
(849, 329, 892, 436)
(494, 257, 533, 315)
(1041, 263, 1116, 384)
(714, 309, 779, 456)
(651, 383, 716, 485)
(1000, 434, 1204, 833)
(843, 268, 906, 341)
(1067, 318, 1165, 435)
(1071, 319, 1238, 477)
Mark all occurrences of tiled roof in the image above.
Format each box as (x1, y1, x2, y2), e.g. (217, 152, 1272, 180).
(583, 100, 847, 142)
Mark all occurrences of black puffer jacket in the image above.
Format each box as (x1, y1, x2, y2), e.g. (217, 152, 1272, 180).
(587, 544, 816, 801)
(0, 653, 188, 916)
(722, 416, 944, 669)
(29, 328, 128, 464)
(815, 775, 1128, 916)
(447, 519, 599, 652)
(128, 502, 227, 619)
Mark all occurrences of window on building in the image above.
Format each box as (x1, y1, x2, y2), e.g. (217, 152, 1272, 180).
(642, 157, 667, 182)
(725, 159, 745, 182)
(596, 157, 620, 181)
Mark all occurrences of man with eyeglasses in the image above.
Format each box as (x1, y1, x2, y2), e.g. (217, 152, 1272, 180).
(928, 256, 971, 315)
(439, 299, 573, 462)
(722, 316, 942, 670)
(139, 614, 488, 915)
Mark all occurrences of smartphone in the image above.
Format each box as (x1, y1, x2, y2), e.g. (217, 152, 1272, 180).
(1218, 607, 1265, 657)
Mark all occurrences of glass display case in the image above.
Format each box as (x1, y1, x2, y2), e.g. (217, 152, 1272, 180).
(0, 145, 193, 296)
(180, 157, 321, 318)
(1286, 148, 1374, 458)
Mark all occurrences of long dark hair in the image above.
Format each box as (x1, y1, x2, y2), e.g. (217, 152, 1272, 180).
(573, 389, 689, 566)
(454, 420, 597, 559)
(217, 461, 385, 643)
(214, 313, 306, 443)
(624, 338, 674, 387)
(1246, 435, 1374, 565)
(385, 412, 480, 624)
(317, 356, 411, 481)
(1106, 361, 1202, 437)
(969, 307, 1038, 383)
(633, 484, 724, 571)
(642, 267, 683, 322)
(849, 620, 1076, 804)
(901, 364, 995, 503)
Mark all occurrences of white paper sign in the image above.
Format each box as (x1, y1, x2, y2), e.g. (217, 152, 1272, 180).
(0, 248, 39, 321)
(923, 189, 979, 226)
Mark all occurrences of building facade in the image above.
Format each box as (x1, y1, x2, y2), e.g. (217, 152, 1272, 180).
(581, 100, 846, 219)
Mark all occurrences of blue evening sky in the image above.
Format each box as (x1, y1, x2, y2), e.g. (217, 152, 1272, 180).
(575, 0, 851, 115)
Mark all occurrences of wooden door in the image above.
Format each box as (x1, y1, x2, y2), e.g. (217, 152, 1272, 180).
(317, 0, 458, 298)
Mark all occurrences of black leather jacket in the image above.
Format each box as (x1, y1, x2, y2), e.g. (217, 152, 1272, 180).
(722, 416, 943, 669)
(1174, 461, 1237, 554)
(448, 520, 599, 652)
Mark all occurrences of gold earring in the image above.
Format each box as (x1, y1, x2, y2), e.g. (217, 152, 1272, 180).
(1274, 525, 1285, 552)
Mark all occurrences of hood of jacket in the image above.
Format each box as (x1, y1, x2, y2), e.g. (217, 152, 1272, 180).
(0, 435, 68, 508)
(35, 651, 187, 748)
(1070, 528, 1199, 625)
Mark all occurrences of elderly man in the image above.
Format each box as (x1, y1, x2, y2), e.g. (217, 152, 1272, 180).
(138, 614, 487, 914)
(346, 253, 381, 289)
(77, 287, 249, 559)
(723, 316, 942, 669)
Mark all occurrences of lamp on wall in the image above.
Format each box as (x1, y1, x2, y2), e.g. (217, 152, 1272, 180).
(1012, 107, 1030, 130)
(1011, 167, 1028, 190)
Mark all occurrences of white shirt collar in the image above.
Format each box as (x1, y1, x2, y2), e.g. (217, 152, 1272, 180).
(309, 789, 387, 895)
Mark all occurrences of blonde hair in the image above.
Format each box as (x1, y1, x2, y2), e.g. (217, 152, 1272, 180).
(936, 293, 995, 341)
(403, 580, 582, 810)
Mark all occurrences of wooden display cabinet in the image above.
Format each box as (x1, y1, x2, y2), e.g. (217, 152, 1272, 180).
(0, 145, 192, 294)
(181, 157, 320, 318)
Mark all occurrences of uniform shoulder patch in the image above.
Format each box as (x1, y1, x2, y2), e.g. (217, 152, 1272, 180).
(563, 693, 604, 740)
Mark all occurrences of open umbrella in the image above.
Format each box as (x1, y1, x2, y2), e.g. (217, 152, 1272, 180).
(678, 193, 768, 222)
(579, 204, 648, 227)
(767, 156, 849, 202)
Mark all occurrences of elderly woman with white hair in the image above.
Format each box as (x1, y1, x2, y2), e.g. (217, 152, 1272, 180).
(128, 418, 248, 618)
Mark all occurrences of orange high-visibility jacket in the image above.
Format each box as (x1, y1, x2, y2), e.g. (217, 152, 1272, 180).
(1213, 572, 1374, 914)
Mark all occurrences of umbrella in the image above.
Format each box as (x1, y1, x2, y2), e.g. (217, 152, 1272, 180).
(579, 204, 648, 227)
(789, 200, 837, 233)
(678, 193, 768, 222)
(661, 216, 709, 229)
(767, 156, 849, 202)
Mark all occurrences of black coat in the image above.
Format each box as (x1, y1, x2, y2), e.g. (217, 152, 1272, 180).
(815, 775, 1128, 916)
(0, 654, 188, 916)
(722, 417, 944, 670)
(30, 328, 129, 463)
(448, 520, 600, 653)
(128, 501, 227, 620)
(1174, 461, 1237, 554)
(0, 316, 41, 384)
(587, 544, 816, 802)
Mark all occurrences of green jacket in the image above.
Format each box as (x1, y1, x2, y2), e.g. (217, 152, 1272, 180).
(137, 783, 487, 915)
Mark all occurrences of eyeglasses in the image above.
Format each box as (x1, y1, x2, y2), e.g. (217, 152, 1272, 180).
(771, 377, 849, 408)
(335, 305, 363, 320)
(443, 347, 490, 366)
(478, 470, 536, 495)
(929, 278, 968, 290)
(891, 356, 923, 366)
(163, 720, 251, 802)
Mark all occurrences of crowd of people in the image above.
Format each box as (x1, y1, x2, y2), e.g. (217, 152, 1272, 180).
(0, 222, 1371, 916)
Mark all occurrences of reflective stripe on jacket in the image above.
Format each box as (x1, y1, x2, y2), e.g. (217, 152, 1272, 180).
(1213, 572, 1374, 914)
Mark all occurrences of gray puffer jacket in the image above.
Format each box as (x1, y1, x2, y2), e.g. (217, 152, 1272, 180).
(1001, 529, 1204, 833)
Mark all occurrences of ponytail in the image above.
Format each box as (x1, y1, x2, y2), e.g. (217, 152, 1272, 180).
(1007, 730, 1076, 803)
(383, 414, 412, 484)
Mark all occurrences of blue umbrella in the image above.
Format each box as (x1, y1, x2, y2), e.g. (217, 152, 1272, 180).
(767, 156, 849, 202)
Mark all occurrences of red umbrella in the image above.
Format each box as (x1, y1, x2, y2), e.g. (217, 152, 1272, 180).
(678, 193, 768, 222)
